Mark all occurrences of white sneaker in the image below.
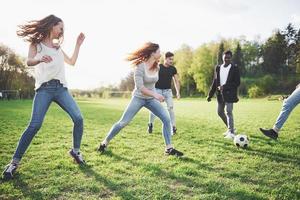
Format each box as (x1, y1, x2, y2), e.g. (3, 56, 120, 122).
(224, 132, 235, 140)
(223, 129, 236, 136)
(223, 130, 231, 136)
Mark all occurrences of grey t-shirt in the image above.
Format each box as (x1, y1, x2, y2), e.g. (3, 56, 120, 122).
(132, 62, 159, 99)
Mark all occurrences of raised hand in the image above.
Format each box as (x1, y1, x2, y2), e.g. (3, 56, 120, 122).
(76, 33, 85, 46)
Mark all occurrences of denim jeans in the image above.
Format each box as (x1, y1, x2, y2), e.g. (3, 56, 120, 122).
(274, 87, 300, 132)
(149, 89, 175, 127)
(13, 79, 83, 161)
(104, 96, 172, 145)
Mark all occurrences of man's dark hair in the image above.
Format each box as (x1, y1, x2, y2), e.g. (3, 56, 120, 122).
(223, 50, 233, 57)
(165, 52, 174, 58)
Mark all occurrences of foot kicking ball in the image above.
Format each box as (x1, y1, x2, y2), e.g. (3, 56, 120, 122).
(233, 134, 249, 148)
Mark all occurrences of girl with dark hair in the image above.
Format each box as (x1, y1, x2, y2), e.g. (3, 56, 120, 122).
(97, 42, 183, 157)
(3, 15, 86, 180)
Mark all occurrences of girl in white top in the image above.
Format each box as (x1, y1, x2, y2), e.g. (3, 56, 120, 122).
(3, 15, 86, 180)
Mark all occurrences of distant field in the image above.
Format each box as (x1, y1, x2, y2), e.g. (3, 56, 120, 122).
(0, 98, 299, 199)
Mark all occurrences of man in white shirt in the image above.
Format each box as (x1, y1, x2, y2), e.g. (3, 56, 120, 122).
(207, 50, 241, 139)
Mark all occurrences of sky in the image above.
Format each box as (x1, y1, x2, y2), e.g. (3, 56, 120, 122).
(1, 0, 300, 89)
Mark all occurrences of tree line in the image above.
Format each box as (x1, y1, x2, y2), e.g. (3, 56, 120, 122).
(119, 23, 300, 98)
(1, 23, 299, 99)
(0, 44, 35, 99)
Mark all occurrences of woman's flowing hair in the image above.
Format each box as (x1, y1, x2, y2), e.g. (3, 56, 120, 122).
(126, 42, 159, 70)
(17, 14, 63, 45)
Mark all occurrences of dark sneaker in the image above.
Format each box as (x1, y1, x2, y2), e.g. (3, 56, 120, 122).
(172, 126, 177, 135)
(97, 144, 107, 153)
(147, 123, 153, 134)
(69, 150, 85, 164)
(165, 148, 184, 157)
(259, 128, 278, 140)
(2, 163, 18, 180)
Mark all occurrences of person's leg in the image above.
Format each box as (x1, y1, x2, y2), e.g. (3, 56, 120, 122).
(225, 103, 234, 133)
(102, 96, 144, 145)
(12, 88, 53, 163)
(54, 87, 83, 152)
(145, 99, 172, 147)
(217, 100, 227, 127)
(148, 89, 162, 133)
(260, 88, 300, 139)
(273, 88, 300, 132)
(164, 89, 176, 133)
(145, 99, 183, 156)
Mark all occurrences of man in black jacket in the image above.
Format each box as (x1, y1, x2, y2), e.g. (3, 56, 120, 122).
(207, 50, 240, 139)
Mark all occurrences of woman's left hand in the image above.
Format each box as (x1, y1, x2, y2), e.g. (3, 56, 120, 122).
(76, 33, 85, 46)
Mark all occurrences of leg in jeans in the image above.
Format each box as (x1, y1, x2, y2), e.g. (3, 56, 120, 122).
(217, 100, 228, 127)
(164, 89, 175, 127)
(145, 99, 172, 146)
(104, 96, 144, 143)
(54, 87, 83, 150)
(13, 89, 53, 161)
(225, 103, 234, 133)
(149, 89, 163, 125)
(273, 87, 300, 132)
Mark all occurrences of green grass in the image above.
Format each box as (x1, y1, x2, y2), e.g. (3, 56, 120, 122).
(0, 98, 299, 200)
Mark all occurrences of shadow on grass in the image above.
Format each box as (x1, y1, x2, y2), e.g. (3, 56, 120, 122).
(78, 164, 137, 200)
(95, 150, 263, 199)
(0, 174, 45, 200)
(215, 136, 300, 166)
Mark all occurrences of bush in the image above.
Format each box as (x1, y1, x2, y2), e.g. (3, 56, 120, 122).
(248, 85, 264, 98)
(258, 75, 277, 94)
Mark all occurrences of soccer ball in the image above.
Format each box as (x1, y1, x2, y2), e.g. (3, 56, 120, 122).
(233, 134, 249, 148)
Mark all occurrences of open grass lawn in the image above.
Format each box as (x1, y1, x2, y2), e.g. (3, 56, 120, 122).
(0, 98, 299, 199)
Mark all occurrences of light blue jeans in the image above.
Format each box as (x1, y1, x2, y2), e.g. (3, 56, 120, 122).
(13, 79, 83, 161)
(274, 87, 300, 132)
(149, 89, 175, 127)
(104, 96, 172, 145)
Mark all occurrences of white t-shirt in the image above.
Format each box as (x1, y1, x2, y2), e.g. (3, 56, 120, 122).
(220, 64, 231, 86)
(33, 43, 67, 90)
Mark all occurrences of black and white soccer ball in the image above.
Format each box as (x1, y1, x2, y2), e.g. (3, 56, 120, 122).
(233, 134, 249, 148)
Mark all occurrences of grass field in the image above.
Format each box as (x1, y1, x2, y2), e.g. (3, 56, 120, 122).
(0, 98, 299, 200)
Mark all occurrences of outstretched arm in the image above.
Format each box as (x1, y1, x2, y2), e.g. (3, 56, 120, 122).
(62, 33, 85, 66)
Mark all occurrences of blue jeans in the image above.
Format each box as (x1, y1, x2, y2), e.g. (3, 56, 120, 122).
(104, 96, 172, 145)
(13, 79, 83, 161)
(274, 87, 300, 132)
(149, 89, 176, 127)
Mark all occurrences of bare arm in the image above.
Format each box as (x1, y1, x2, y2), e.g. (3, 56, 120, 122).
(173, 74, 181, 99)
(62, 33, 85, 66)
(27, 43, 52, 66)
